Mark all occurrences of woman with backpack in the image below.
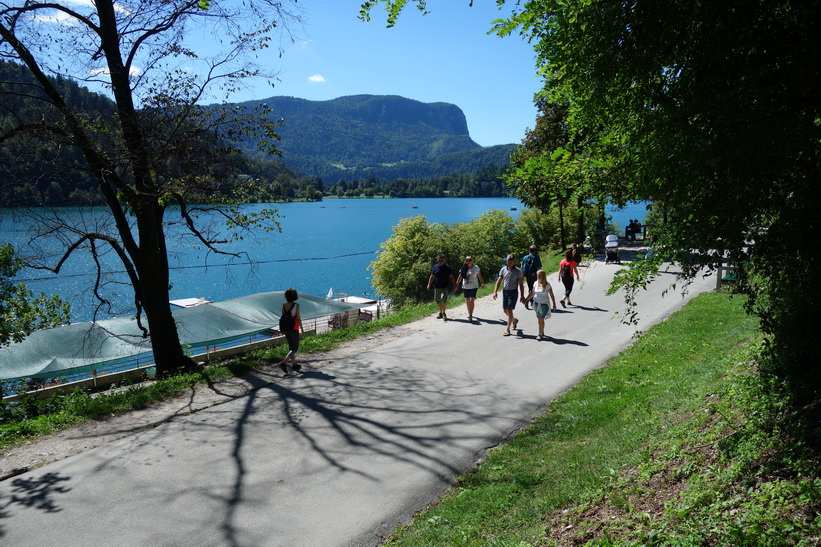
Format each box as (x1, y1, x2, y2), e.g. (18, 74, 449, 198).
(557, 249, 580, 308)
(279, 287, 304, 374)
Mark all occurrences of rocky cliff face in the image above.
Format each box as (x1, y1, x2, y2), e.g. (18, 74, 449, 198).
(333, 95, 471, 135)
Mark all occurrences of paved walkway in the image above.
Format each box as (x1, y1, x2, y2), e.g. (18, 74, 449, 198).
(0, 256, 714, 546)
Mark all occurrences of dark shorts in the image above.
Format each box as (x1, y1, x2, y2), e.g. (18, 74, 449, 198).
(433, 288, 450, 303)
(462, 288, 478, 299)
(502, 289, 519, 310)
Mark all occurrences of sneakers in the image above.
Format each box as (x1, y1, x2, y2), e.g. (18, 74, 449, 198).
(291, 363, 302, 373)
(537, 333, 545, 341)
(278, 362, 288, 374)
(560, 300, 566, 308)
(436, 312, 443, 319)
(443, 313, 448, 321)
(468, 315, 473, 322)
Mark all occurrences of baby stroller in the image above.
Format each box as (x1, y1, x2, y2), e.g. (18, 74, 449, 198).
(604, 234, 621, 264)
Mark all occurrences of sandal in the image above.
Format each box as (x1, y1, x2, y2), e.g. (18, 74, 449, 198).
(503, 331, 511, 336)
(512, 318, 519, 330)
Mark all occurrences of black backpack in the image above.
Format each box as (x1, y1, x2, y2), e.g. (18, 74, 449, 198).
(560, 262, 573, 279)
(523, 255, 535, 278)
(279, 304, 296, 332)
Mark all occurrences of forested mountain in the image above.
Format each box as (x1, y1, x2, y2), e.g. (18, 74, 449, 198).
(233, 95, 517, 182)
(1, 61, 515, 206)
(0, 61, 118, 205)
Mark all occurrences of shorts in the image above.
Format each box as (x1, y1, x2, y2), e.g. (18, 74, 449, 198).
(534, 302, 552, 319)
(433, 288, 450, 303)
(462, 288, 478, 299)
(502, 289, 519, 310)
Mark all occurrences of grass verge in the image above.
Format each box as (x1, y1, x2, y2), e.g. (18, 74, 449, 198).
(383, 292, 820, 545)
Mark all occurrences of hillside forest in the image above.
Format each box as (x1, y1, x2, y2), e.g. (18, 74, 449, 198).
(0, 61, 514, 207)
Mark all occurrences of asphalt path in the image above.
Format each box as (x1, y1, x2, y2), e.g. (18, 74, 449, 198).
(0, 256, 714, 546)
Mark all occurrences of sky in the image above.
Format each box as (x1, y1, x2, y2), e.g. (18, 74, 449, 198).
(222, 1, 542, 147)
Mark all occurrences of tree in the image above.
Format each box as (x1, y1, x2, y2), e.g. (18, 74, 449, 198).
(370, 216, 449, 307)
(370, 211, 521, 307)
(496, 1, 821, 401)
(0, 0, 301, 376)
(0, 244, 69, 347)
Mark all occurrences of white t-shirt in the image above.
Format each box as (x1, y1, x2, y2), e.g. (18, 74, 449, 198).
(461, 264, 481, 289)
(532, 282, 553, 304)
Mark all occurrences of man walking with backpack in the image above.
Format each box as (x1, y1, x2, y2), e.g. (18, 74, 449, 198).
(521, 245, 542, 310)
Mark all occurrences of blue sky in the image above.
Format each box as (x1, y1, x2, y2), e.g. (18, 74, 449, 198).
(227, 1, 541, 147)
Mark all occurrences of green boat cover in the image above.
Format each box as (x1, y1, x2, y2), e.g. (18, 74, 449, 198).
(0, 292, 363, 381)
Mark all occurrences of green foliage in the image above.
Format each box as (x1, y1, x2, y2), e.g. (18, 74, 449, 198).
(515, 203, 593, 253)
(546, 343, 821, 545)
(500, 0, 821, 401)
(370, 215, 450, 306)
(370, 208, 571, 306)
(0, 244, 70, 346)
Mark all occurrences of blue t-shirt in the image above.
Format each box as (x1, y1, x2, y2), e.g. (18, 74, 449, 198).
(521, 253, 542, 278)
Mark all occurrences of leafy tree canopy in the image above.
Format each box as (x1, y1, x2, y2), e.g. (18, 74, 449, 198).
(493, 0, 821, 400)
(362, 0, 821, 401)
(0, 244, 69, 347)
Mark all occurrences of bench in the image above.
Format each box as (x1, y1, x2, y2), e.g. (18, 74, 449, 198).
(716, 264, 737, 290)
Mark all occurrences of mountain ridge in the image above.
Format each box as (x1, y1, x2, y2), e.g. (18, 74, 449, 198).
(233, 94, 516, 182)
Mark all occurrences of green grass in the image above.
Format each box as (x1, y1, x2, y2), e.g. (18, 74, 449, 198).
(383, 292, 820, 545)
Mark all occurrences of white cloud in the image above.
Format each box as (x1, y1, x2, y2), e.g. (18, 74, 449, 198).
(308, 74, 326, 83)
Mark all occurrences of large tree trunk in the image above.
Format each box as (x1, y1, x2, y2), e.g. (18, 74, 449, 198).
(133, 199, 192, 377)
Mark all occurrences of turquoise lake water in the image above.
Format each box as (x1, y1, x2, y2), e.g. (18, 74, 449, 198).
(1, 198, 648, 322)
